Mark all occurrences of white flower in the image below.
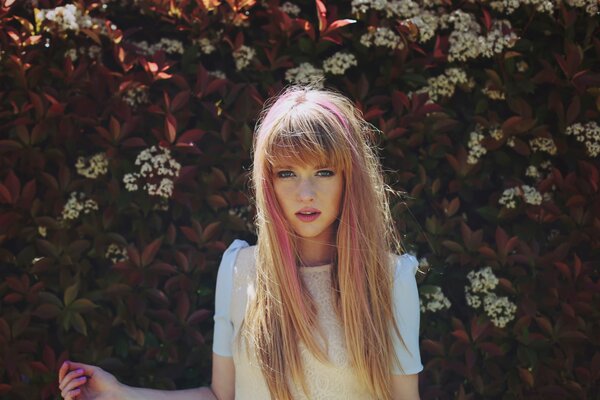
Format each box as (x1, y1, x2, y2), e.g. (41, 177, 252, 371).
(467, 266, 499, 294)
(37, 4, 111, 36)
(447, 11, 517, 62)
(284, 63, 325, 87)
(323, 52, 357, 75)
(565, 0, 598, 15)
(483, 293, 517, 328)
(76, 152, 109, 179)
(565, 121, 600, 157)
(507, 136, 516, 147)
(232, 45, 256, 71)
(105, 243, 129, 264)
(351, 0, 388, 14)
(525, 165, 540, 179)
(61, 192, 99, 221)
(279, 1, 301, 16)
(516, 60, 529, 72)
(410, 11, 438, 43)
(490, 125, 503, 141)
(360, 27, 404, 50)
(38, 226, 47, 237)
(498, 184, 543, 208)
(123, 146, 181, 199)
(467, 125, 487, 165)
(490, 0, 559, 14)
(522, 184, 542, 205)
(122, 85, 150, 108)
(153, 38, 184, 55)
(65, 48, 78, 61)
(416, 67, 471, 102)
(420, 286, 451, 313)
(482, 85, 506, 100)
(530, 137, 557, 155)
(209, 70, 227, 79)
(195, 37, 216, 54)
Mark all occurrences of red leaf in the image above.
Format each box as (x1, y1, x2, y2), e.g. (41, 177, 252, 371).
(141, 238, 163, 266)
(0, 183, 12, 204)
(322, 18, 356, 36)
(518, 368, 534, 387)
(171, 91, 190, 113)
(177, 129, 206, 145)
(315, 0, 327, 33)
(451, 329, 470, 343)
(180, 226, 201, 244)
(165, 114, 177, 143)
(5, 170, 20, 203)
(481, 7, 492, 30)
(188, 309, 211, 325)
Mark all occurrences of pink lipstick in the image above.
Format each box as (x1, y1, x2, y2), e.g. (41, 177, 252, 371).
(295, 208, 321, 222)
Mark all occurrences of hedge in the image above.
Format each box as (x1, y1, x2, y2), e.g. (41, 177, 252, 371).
(0, 0, 598, 398)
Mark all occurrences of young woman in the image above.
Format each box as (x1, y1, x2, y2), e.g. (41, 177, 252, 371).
(58, 86, 422, 400)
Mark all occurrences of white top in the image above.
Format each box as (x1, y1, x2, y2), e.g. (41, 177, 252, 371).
(213, 239, 423, 399)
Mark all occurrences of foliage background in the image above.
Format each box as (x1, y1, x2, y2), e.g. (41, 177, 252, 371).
(0, 0, 599, 398)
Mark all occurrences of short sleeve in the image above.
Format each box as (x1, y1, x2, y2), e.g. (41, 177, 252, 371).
(212, 239, 249, 357)
(391, 254, 423, 375)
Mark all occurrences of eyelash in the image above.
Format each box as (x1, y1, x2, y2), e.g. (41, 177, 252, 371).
(276, 170, 335, 178)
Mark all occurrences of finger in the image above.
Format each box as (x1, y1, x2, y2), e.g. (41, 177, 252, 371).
(61, 377, 86, 398)
(65, 361, 95, 378)
(61, 375, 87, 394)
(64, 387, 81, 400)
(58, 361, 70, 382)
(59, 369, 86, 391)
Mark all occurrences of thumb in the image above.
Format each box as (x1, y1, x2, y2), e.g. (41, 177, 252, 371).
(64, 361, 97, 377)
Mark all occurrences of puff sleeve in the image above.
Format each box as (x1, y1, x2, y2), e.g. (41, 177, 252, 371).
(391, 254, 423, 375)
(212, 239, 249, 357)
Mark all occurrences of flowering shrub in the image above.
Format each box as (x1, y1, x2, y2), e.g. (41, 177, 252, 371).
(0, 0, 598, 399)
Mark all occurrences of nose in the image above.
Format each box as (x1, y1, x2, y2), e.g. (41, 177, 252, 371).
(297, 178, 315, 202)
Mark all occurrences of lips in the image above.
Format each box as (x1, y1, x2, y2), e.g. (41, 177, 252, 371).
(295, 208, 321, 222)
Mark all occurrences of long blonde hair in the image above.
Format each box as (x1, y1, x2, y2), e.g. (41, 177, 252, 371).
(244, 86, 406, 399)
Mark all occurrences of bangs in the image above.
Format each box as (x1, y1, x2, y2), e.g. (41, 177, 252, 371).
(263, 114, 349, 171)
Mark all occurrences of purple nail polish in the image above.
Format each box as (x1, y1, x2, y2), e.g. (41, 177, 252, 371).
(77, 368, 84, 374)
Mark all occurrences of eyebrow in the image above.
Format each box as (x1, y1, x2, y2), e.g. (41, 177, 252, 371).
(272, 164, 334, 169)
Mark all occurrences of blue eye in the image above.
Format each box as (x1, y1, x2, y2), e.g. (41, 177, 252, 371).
(316, 170, 335, 177)
(277, 170, 295, 178)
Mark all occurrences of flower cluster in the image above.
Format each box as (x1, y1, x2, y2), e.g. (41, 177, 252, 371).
(209, 70, 227, 80)
(530, 137, 557, 155)
(498, 184, 543, 208)
(360, 27, 404, 50)
(565, 121, 600, 157)
(418, 67, 473, 103)
(194, 37, 216, 54)
(490, 0, 597, 16)
(132, 39, 184, 55)
(105, 243, 129, 264)
(122, 85, 150, 108)
(465, 267, 516, 328)
(232, 45, 256, 71)
(36, 4, 110, 36)
(482, 85, 506, 100)
(323, 52, 358, 75)
(65, 45, 102, 62)
(61, 192, 99, 221)
(76, 152, 109, 179)
(467, 125, 487, 165)
(410, 11, 439, 42)
(565, 0, 599, 15)
(489, 0, 555, 14)
(420, 286, 452, 313)
(123, 146, 181, 199)
(447, 11, 517, 62)
(279, 1, 301, 16)
(284, 63, 325, 88)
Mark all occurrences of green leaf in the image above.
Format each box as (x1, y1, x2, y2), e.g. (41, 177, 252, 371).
(63, 280, 80, 306)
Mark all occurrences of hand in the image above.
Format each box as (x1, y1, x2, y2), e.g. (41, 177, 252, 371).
(58, 361, 122, 400)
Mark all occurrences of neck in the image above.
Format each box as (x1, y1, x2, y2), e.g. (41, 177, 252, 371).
(296, 232, 336, 267)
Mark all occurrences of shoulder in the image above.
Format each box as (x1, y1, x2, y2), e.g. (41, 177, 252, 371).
(390, 253, 419, 281)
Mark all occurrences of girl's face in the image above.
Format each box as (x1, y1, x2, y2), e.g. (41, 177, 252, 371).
(272, 160, 343, 246)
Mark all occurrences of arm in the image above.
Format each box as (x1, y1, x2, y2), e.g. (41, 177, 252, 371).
(391, 374, 420, 400)
(58, 356, 233, 400)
